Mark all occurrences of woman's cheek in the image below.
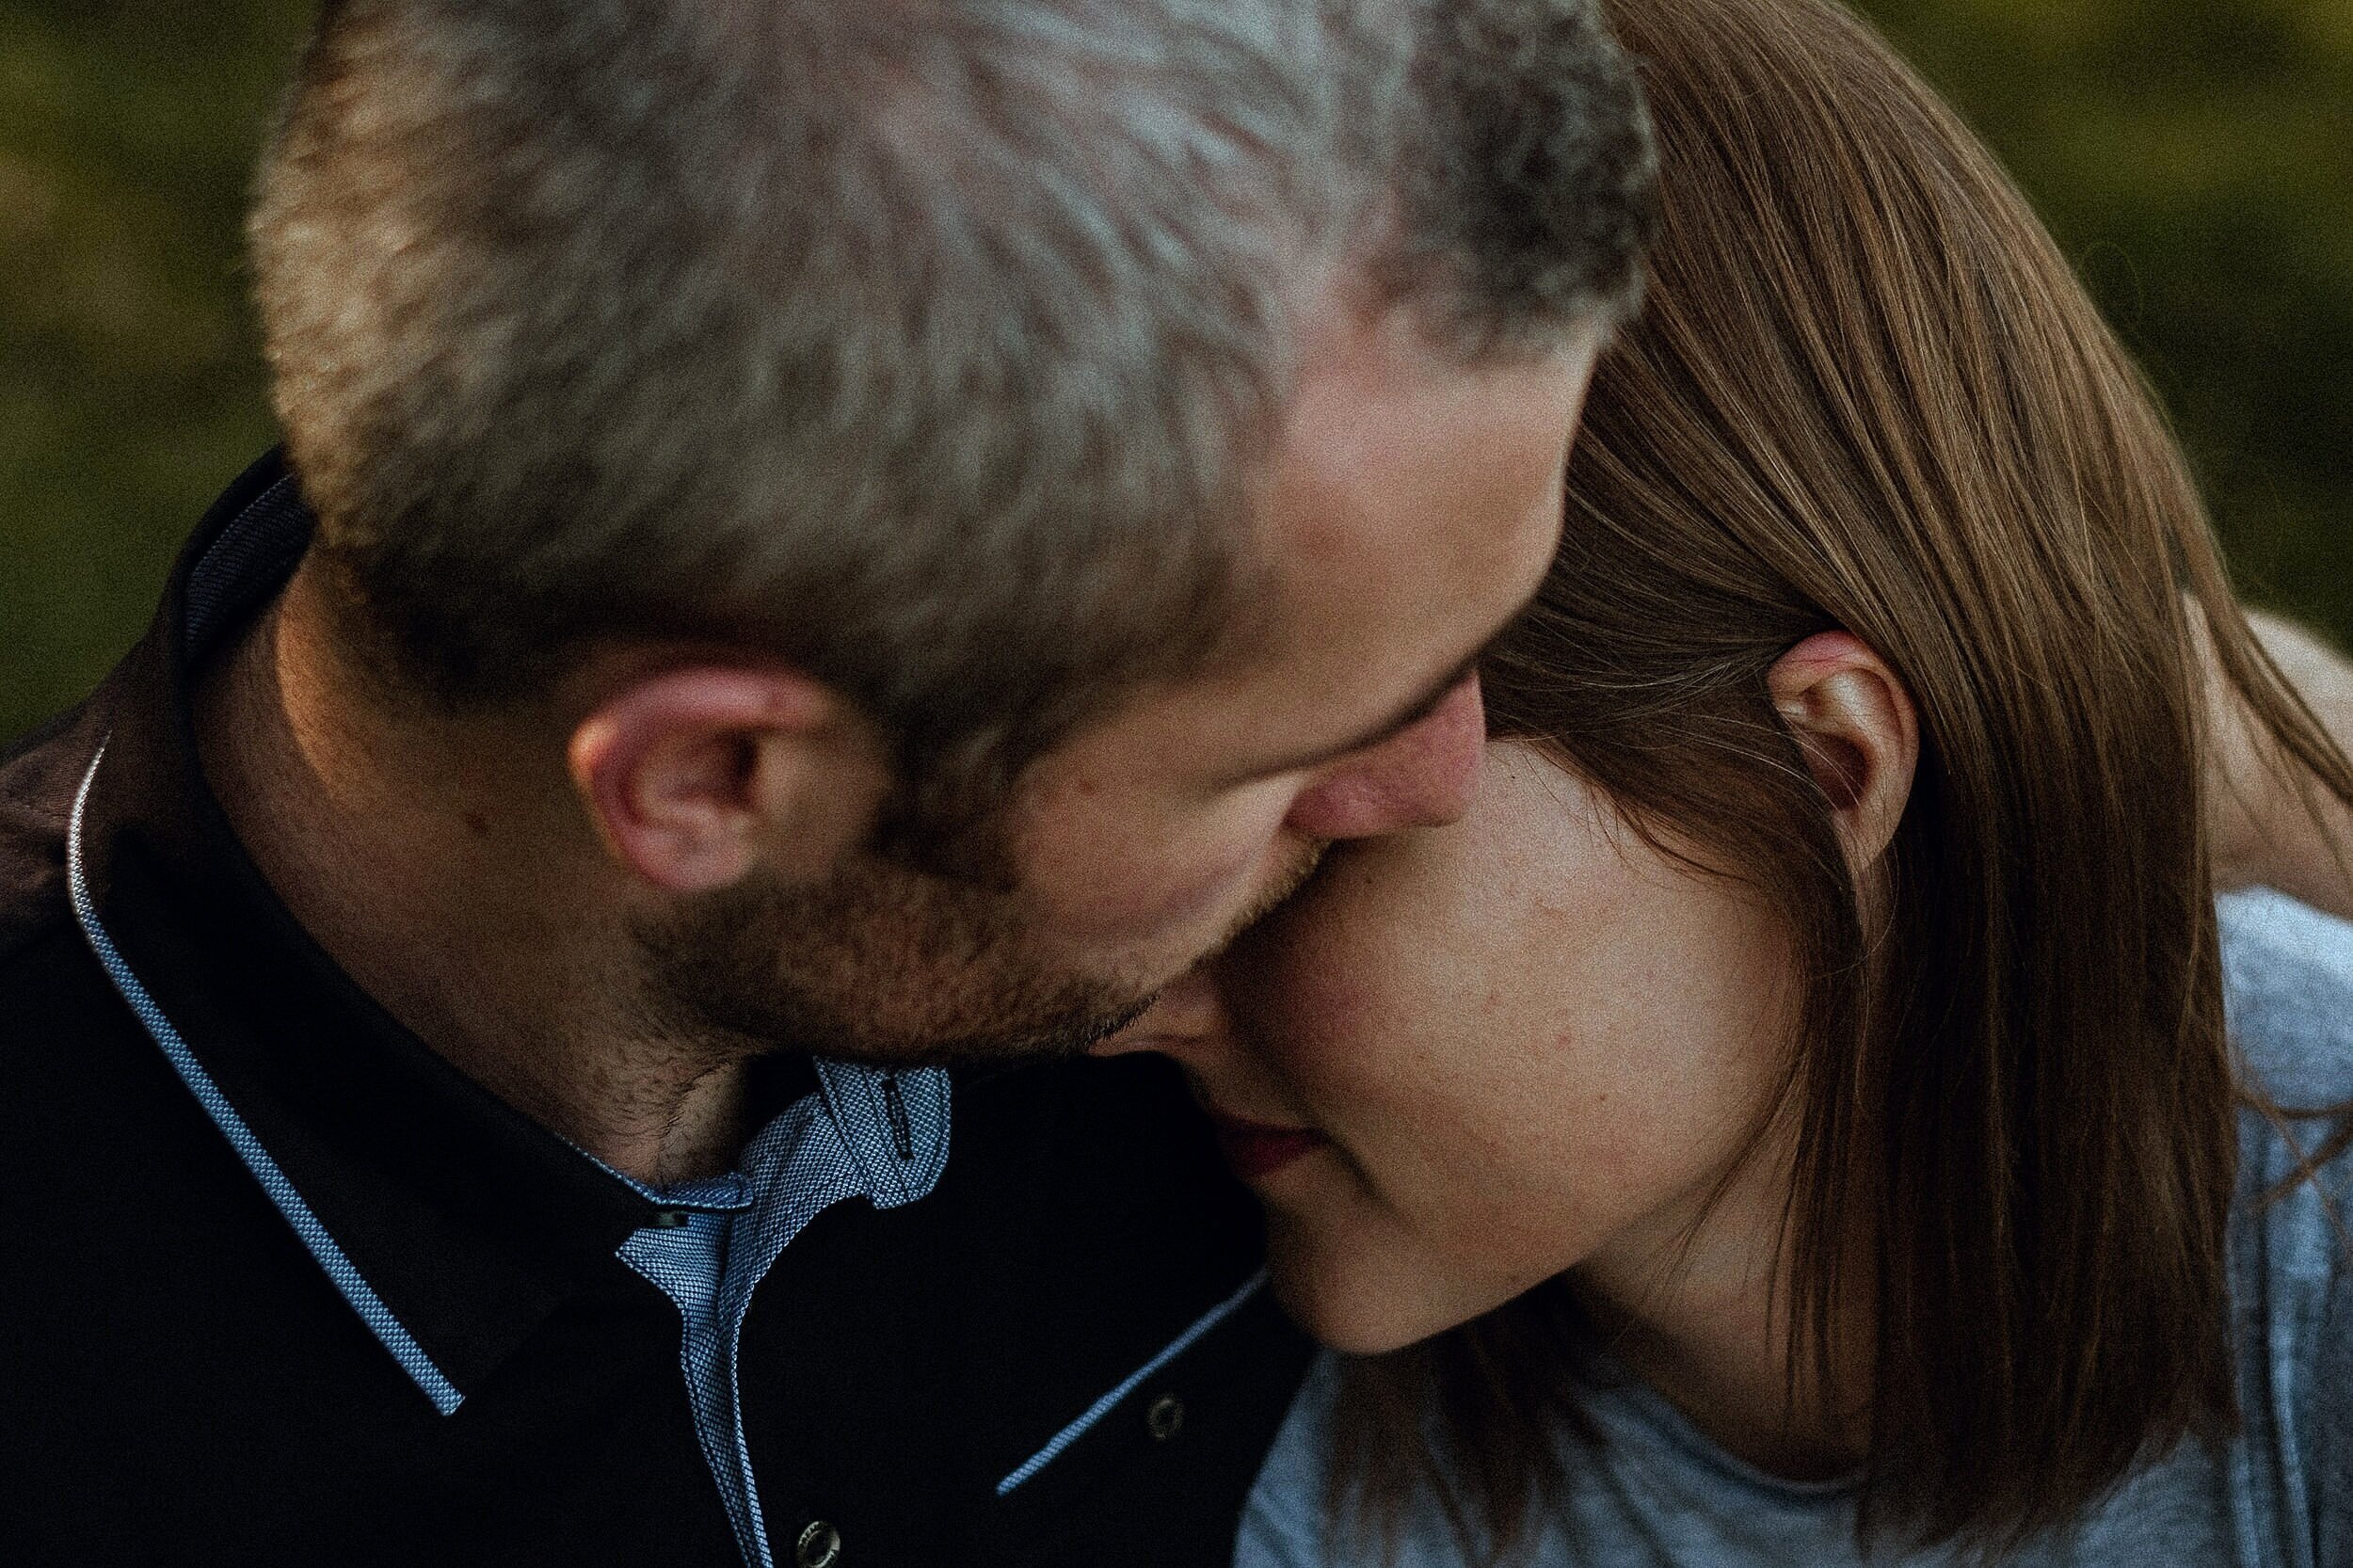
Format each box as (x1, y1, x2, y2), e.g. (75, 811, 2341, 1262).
(1243, 920, 1395, 1055)
(1252, 899, 1465, 1094)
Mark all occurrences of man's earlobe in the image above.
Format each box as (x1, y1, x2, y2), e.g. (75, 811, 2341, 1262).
(1767, 632, 1919, 873)
(567, 667, 889, 892)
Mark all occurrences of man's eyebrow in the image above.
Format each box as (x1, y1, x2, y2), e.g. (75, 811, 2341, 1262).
(1263, 645, 1488, 776)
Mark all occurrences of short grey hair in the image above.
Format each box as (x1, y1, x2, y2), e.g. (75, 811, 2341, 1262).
(250, 0, 1656, 813)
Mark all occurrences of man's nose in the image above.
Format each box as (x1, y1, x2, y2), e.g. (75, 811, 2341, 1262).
(1280, 671, 1486, 842)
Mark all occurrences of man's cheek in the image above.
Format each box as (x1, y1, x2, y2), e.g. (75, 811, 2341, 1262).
(1035, 828, 1284, 948)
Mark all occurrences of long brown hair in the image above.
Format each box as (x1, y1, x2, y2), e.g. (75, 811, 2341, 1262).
(1333, 0, 2353, 1559)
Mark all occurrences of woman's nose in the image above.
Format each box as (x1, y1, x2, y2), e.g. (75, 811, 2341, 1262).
(1091, 968, 1229, 1061)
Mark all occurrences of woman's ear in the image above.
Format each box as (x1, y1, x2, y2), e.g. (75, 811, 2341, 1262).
(1767, 632, 1919, 873)
(566, 666, 892, 892)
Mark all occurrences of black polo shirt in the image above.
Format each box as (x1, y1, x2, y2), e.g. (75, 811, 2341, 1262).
(0, 453, 1312, 1567)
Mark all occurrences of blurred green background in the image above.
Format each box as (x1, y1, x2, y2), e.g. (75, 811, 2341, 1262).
(2, 0, 2347, 744)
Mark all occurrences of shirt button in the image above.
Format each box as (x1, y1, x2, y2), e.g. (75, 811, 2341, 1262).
(1146, 1392, 1185, 1441)
(795, 1519, 842, 1568)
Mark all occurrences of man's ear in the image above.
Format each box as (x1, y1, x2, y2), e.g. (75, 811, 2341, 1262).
(1767, 632, 1919, 874)
(566, 666, 891, 892)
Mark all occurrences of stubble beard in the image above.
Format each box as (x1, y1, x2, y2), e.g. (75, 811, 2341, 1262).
(632, 856, 1141, 1070)
(631, 834, 1329, 1073)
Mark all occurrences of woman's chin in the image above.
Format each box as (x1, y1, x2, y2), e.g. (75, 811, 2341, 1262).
(1263, 1224, 1486, 1355)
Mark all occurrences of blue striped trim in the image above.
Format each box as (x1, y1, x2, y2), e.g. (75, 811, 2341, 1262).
(66, 743, 466, 1416)
(995, 1268, 1268, 1496)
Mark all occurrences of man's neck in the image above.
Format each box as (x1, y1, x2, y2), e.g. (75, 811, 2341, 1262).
(191, 557, 755, 1185)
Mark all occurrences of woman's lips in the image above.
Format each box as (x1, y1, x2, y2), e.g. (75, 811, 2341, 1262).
(1205, 1110, 1328, 1180)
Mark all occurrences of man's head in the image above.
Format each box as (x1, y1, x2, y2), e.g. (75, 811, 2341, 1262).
(248, 0, 1657, 1063)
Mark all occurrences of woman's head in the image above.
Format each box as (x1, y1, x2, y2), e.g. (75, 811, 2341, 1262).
(1111, 0, 2353, 1554)
(1119, 631, 1918, 1359)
